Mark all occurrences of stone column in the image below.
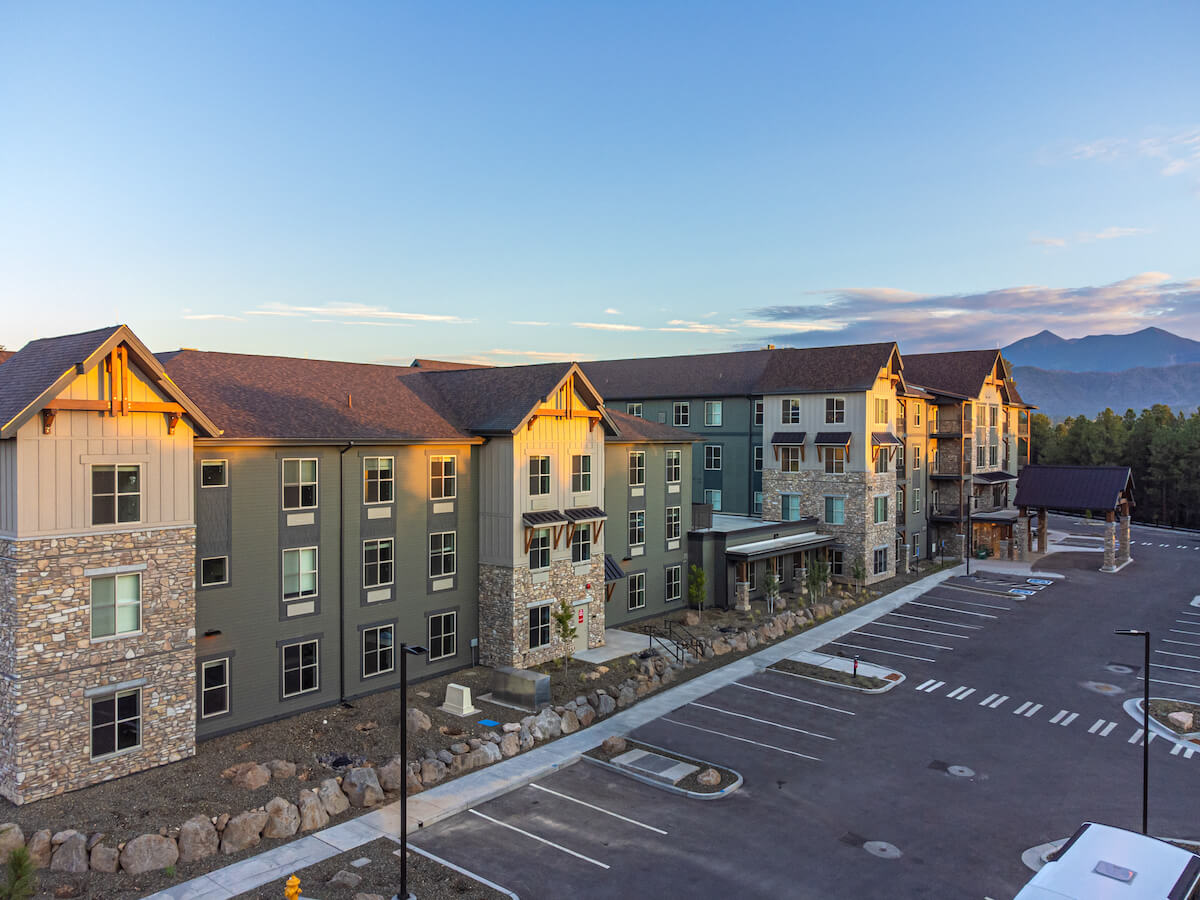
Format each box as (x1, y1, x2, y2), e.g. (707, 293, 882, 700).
(1037, 509, 1047, 553)
(1014, 514, 1028, 562)
(1118, 515, 1132, 567)
(1101, 513, 1117, 572)
(734, 581, 751, 611)
(896, 542, 909, 576)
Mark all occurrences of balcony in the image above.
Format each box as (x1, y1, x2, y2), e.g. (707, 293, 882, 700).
(896, 463, 906, 480)
(930, 460, 971, 479)
(930, 421, 962, 437)
(930, 501, 969, 519)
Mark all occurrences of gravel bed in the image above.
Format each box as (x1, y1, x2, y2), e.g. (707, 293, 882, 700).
(1148, 698, 1200, 734)
(769, 657, 887, 690)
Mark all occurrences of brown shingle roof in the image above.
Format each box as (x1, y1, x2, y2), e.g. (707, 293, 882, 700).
(409, 359, 493, 371)
(607, 409, 700, 443)
(0, 350, 14, 366)
(0, 326, 123, 430)
(407, 363, 578, 434)
(757, 343, 899, 393)
(902, 349, 1001, 400)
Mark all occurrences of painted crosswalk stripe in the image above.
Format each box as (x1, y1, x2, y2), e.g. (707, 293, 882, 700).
(946, 685, 969, 699)
(1023, 703, 1043, 718)
(1060, 712, 1078, 727)
(954, 688, 976, 701)
(979, 693, 1000, 707)
(1128, 728, 1144, 744)
(1089, 718, 1105, 734)
(988, 694, 1009, 708)
(1013, 701, 1031, 715)
(1186, 747, 1196, 759)
(1171, 742, 1185, 756)
(1050, 710, 1068, 724)
(1101, 721, 1118, 736)
(915, 678, 937, 692)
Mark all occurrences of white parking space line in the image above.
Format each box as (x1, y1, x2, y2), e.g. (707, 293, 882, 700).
(1101, 721, 1118, 736)
(1060, 712, 1078, 727)
(1164, 638, 1200, 648)
(929, 588, 1012, 609)
(659, 717, 822, 761)
(828, 640, 936, 662)
(886, 612, 982, 629)
(1088, 718, 1105, 733)
(468, 809, 611, 869)
(987, 695, 1009, 709)
(1013, 701, 1031, 715)
(873, 621, 971, 639)
(528, 784, 669, 835)
(1139, 675, 1200, 690)
(1128, 728, 1145, 744)
(1151, 662, 1200, 675)
(688, 702, 837, 741)
(1156, 650, 1200, 661)
(1022, 703, 1043, 718)
(979, 693, 999, 706)
(954, 688, 976, 701)
(1169, 628, 1200, 637)
(734, 681, 856, 715)
(909, 602, 998, 619)
(1050, 710, 1068, 724)
(1177, 619, 1200, 625)
(852, 631, 954, 650)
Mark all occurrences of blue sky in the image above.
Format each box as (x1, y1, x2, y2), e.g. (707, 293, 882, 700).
(2, 2, 1198, 364)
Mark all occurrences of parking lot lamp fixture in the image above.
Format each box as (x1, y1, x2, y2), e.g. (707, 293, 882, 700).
(398, 643, 428, 900)
(1114, 629, 1150, 835)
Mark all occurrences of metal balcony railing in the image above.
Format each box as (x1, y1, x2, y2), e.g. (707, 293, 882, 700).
(930, 421, 962, 437)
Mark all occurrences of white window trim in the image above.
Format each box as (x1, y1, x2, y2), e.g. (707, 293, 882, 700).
(282, 639, 320, 698)
(754, 399, 764, 426)
(200, 658, 230, 719)
(362, 624, 395, 678)
(626, 402, 642, 417)
(529, 455, 551, 496)
(825, 396, 846, 425)
(628, 572, 646, 610)
(914, 487, 922, 512)
(90, 571, 142, 642)
(672, 402, 689, 426)
(705, 444, 722, 471)
(363, 537, 395, 588)
(665, 506, 681, 541)
(704, 489, 722, 510)
(200, 555, 229, 587)
(666, 450, 682, 484)
(704, 401, 723, 427)
(628, 451, 646, 486)
(628, 510, 645, 547)
(429, 531, 457, 578)
(528, 603, 552, 649)
(428, 611, 457, 661)
(282, 546, 319, 601)
(782, 398, 801, 425)
(823, 494, 847, 526)
(282, 458, 319, 511)
(665, 565, 682, 602)
(529, 528, 551, 571)
(571, 454, 592, 493)
(91, 463, 143, 527)
(572, 524, 592, 563)
(873, 494, 889, 524)
(363, 456, 395, 505)
(200, 459, 228, 488)
(430, 455, 457, 501)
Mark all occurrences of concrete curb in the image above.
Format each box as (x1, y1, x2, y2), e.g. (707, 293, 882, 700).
(772, 649, 904, 693)
(1122, 697, 1200, 747)
(581, 739, 744, 800)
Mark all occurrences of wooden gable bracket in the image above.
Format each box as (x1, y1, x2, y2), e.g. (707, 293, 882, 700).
(816, 446, 823, 463)
(871, 446, 879, 465)
(167, 412, 180, 435)
(41, 409, 56, 435)
(800, 446, 806, 463)
(565, 522, 577, 547)
(773, 445, 780, 462)
(552, 523, 567, 549)
(593, 520, 604, 541)
(523, 527, 535, 553)
(605, 583, 615, 602)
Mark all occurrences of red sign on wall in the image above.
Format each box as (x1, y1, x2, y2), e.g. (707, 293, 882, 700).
(577, 608, 585, 624)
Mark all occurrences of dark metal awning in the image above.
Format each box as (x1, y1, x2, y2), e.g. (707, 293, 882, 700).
(603, 554, 626, 583)
(771, 431, 807, 445)
(871, 431, 902, 446)
(725, 532, 834, 562)
(973, 471, 1018, 483)
(522, 510, 569, 527)
(564, 506, 607, 522)
(814, 431, 853, 446)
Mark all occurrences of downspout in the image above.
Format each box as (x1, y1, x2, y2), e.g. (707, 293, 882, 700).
(339, 441, 355, 703)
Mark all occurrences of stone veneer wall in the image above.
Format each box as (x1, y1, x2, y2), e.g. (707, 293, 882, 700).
(761, 469, 896, 585)
(0, 527, 196, 804)
(477, 557, 605, 669)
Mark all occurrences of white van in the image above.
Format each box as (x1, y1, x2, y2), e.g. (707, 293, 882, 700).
(1015, 822, 1200, 899)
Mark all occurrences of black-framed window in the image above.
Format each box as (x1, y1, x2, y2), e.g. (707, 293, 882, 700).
(364, 457, 394, 504)
(571, 524, 591, 563)
(824, 446, 845, 474)
(666, 449, 681, 483)
(529, 604, 551, 649)
(782, 399, 800, 424)
(201, 460, 227, 487)
(282, 639, 319, 697)
(705, 445, 721, 470)
(571, 455, 592, 493)
(431, 455, 456, 500)
(201, 658, 230, 718)
(529, 456, 550, 496)
(529, 528, 550, 570)
(200, 556, 229, 587)
(873, 547, 888, 575)
(825, 397, 845, 424)
(628, 510, 645, 547)
(92, 464, 140, 525)
(665, 506, 681, 540)
(363, 624, 395, 678)
(91, 688, 141, 758)
(781, 446, 800, 472)
(364, 538, 394, 588)
(830, 549, 845, 576)
(754, 446, 763, 471)
(282, 458, 318, 509)
(429, 532, 456, 577)
(628, 451, 645, 486)
(628, 572, 645, 610)
(429, 611, 457, 661)
(665, 565, 681, 602)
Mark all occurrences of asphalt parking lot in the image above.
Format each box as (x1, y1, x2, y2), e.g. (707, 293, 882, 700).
(412, 516, 1200, 899)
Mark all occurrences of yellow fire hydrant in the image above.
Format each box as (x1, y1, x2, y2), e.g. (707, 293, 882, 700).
(284, 875, 301, 900)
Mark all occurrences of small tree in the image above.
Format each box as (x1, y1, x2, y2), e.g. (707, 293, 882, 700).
(552, 598, 577, 672)
(806, 559, 829, 604)
(0, 845, 35, 900)
(687, 564, 707, 622)
(763, 570, 780, 616)
(850, 555, 867, 596)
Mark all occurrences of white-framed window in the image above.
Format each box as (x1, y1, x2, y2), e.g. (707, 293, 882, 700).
(977, 445, 986, 468)
(429, 531, 456, 577)
(627, 402, 643, 418)
(673, 402, 689, 426)
(897, 445, 905, 470)
(628, 510, 645, 547)
(571, 455, 592, 493)
(704, 401, 723, 426)
(628, 572, 646, 611)
(875, 450, 889, 474)
(989, 445, 998, 467)
(914, 487, 922, 512)
(364, 538, 394, 587)
(666, 506, 681, 540)
(362, 624, 395, 678)
(897, 486, 906, 515)
(628, 451, 645, 486)
(91, 572, 141, 639)
(825, 397, 845, 424)
(824, 496, 845, 525)
(90, 688, 141, 759)
(754, 446, 763, 471)
(200, 556, 229, 587)
(201, 659, 229, 719)
(282, 639, 319, 697)
(364, 457, 394, 504)
(824, 446, 845, 474)
(782, 494, 801, 521)
(748, 563, 757, 591)
(429, 611, 457, 661)
(529, 604, 551, 649)
(754, 399, 764, 426)
(914, 403, 922, 426)
(781, 446, 801, 473)
(283, 547, 318, 600)
(430, 455, 456, 500)
(529, 456, 550, 496)
(913, 445, 921, 469)
(782, 398, 801, 424)
(529, 528, 551, 570)
(666, 449, 681, 483)
(705, 445, 722, 470)
(913, 533, 921, 560)
(665, 565, 681, 602)
(753, 491, 763, 515)
(704, 489, 722, 510)
(873, 547, 888, 575)
(830, 549, 844, 577)
(874, 398, 889, 425)
(990, 405, 999, 427)
(571, 524, 592, 563)
(91, 464, 141, 525)
(201, 460, 227, 488)
(873, 495, 888, 524)
(282, 458, 318, 510)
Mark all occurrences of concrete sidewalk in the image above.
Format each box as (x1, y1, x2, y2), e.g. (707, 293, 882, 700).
(144, 564, 964, 900)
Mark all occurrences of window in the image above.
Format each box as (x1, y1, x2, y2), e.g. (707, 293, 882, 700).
(429, 532, 456, 577)
(529, 456, 550, 496)
(200, 556, 228, 587)
(283, 547, 318, 600)
(914, 487, 922, 512)
(990, 405, 999, 427)
(673, 402, 689, 426)
(705, 489, 722, 510)
(754, 446, 763, 472)
(825, 397, 845, 424)
(781, 446, 800, 473)
(748, 563, 757, 591)
(914, 403, 922, 426)
(90, 689, 140, 758)
(201, 460, 227, 487)
(875, 450, 889, 474)
(782, 399, 801, 424)
(91, 572, 141, 639)
(628, 510, 645, 547)
(364, 538, 394, 588)
(874, 398, 889, 425)
(92, 464, 140, 525)
(571, 455, 592, 493)
(705, 445, 722, 470)
(782, 494, 801, 521)
(571, 524, 592, 563)
(627, 402, 643, 418)
(977, 445, 986, 468)
(666, 450, 681, 483)
(897, 445, 905, 470)
(430, 455, 456, 500)
(429, 611, 457, 660)
(282, 639, 319, 697)
(874, 495, 888, 524)
(897, 486, 905, 514)
(363, 624, 395, 678)
(529, 529, 551, 570)
(628, 572, 645, 611)
(913, 533, 921, 560)
(824, 496, 845, 525)
(753, 491, 763, 515)
(754, 400, 764, 426)
(283, 458, 318, 510)
(704, 401, 723, 426)
(913, 446, 921, 470)
(201, 659, 229, 719)
(988, 445, 998, 467)
(830, 550, 845, 577)
(529, 604, 551, 649)
(873, 547, 888, 575)
(364, 457, 394, 504)
(628, 451, 645, 486)
(824, 446, 845, 474)
(665, 565, 681, 602)
(666, 506, 681, 540)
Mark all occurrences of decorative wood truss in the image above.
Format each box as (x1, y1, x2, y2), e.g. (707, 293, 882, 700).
(41, 345, 185, 434)
(526, 373, 603, 431)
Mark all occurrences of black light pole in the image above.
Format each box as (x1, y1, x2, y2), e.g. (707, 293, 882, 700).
(965, 495, 973, 576)
(1115, 629, 1150, 835)
(398, 642, 428, 900)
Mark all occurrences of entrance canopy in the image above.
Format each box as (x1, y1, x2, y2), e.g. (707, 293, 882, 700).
(1014, 465, 1135, 514)
(725, 532, 834, 562)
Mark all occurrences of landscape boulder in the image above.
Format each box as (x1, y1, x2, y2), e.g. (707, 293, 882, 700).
(178, 815, 219, 863)
(1168, 710, 1195, 732)
(697, 768, 721, 787)
(220, 810, 269, 855)
(228, 762, 271, 791)
(262, 797, 301, 838)
(120, 834, 179, 875)
(318, 778, 351, 816)
(343, 767, 384, 807)
(27, 830, 52, 868)
(267, 759, 297, 780)
(420, 759, 448, 785)
(0, 825, 23, 859)
(406, 707, 432, 733)
(711, 639, 731, 656)
(298, 791, 330, 832)
(499, 733, 521, 758)
(596, 693, 616, 718)
(89, 845, 120, 873)
(601, 735, 627, 755)
(576, 703, 596, 728)
(535, 708, 563, 740)
(50, 833, 89, 873)
(329, 868, 363, 888)
(560, 709, 580, 734)
(377, 757, 408, 792)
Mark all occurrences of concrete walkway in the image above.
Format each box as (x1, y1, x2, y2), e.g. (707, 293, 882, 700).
(575, 627, 668, 663)
(144, 564, 964, 900)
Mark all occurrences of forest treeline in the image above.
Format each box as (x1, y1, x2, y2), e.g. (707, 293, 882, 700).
(1030, 405, 1200, 529)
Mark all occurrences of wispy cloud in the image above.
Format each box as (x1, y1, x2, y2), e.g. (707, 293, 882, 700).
(510, 320, 552, 326)
(572, 321, 644, 332)
(183, 313, 243, 321)
(603, 308, 622, 315)
(245, 302, 469, 323)
(1065, 127, 1200, 191)
(657, 320, 737, 334)
(1030, 227, 1148, 249)
(486, 349, 589, 362)
(1029, 236, 1067, 248)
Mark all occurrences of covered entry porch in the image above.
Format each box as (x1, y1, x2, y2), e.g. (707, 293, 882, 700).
(1012, 465, 1136, 572)
(725, 531, 835, 611)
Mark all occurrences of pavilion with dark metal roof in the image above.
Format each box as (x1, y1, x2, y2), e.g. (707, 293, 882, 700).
(1013, 465, 1135, 571)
